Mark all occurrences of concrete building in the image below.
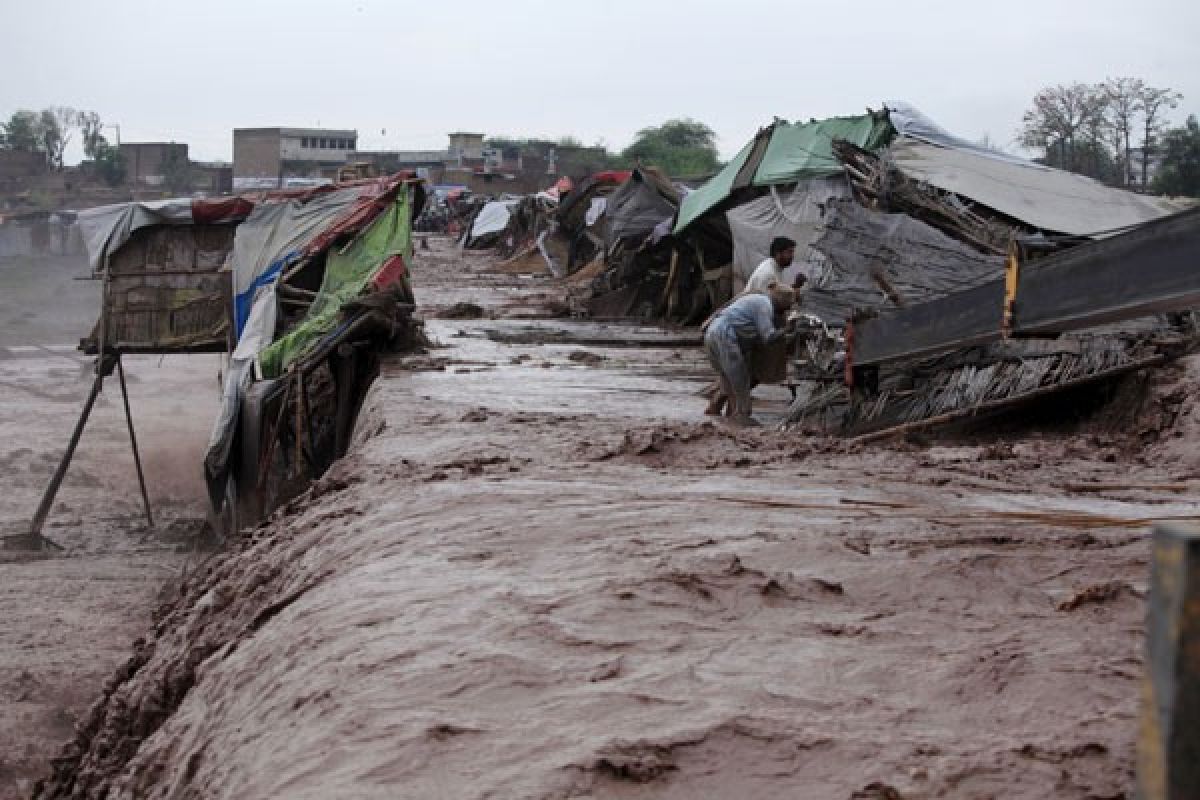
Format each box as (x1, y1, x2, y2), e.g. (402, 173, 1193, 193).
(233, 127, 358, 189)
(447, 132, 485, 167)
(119, 142, 188, 187)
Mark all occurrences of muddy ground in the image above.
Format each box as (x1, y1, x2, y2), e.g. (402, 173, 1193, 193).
(13, 237, 1200, 798)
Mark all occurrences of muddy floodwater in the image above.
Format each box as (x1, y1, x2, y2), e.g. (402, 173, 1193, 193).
(9, 239, 1200, 798)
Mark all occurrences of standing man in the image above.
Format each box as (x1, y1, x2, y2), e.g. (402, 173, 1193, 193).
(703, 285, 796, 426)
(744, 236, 801, 294)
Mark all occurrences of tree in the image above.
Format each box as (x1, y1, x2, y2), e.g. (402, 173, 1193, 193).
(621, 118, 720, 177)
(78, 110, 107, 159)
(2, 110, 45, 152)
(1154, 115, 1200, 197)
(1103, 76, 1144, 186)
(1138, 85, 1183, 187)
(93, 142, 126, 186)
(39, 106, 77, 169)
(1020, 83, 1108, 178)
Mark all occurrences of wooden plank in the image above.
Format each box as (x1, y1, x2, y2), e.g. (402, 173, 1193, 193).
(1139, 523, 1200, 799)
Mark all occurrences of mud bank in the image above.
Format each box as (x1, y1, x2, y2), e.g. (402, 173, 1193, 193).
(32, 236, 1200, 798)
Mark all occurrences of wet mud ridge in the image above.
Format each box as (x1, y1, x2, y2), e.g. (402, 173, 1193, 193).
(32, 237, 1200, 798)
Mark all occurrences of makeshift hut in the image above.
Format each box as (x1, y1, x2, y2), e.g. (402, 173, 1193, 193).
(78, 174, 426, 530)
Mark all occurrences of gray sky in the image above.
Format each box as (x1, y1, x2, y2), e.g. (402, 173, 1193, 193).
(4, 0, 1198, 165)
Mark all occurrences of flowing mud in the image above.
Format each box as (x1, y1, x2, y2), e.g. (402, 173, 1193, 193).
(24, 237, 1200, 798)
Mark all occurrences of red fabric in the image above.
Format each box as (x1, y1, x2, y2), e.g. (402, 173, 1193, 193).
(191, 196, 255, 224)
(370, 254, 408, 293)
(302, 174, 410, 259)
(589, 170, 632, 185)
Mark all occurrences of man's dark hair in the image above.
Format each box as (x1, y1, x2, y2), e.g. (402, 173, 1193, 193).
(769, 236, 797, 257)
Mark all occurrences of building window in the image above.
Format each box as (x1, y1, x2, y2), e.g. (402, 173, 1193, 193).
(301, 137, 308, 148)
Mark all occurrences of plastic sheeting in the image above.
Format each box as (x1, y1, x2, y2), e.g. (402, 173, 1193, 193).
(887, 102, 1036, 168)
(469, 201, 516, 239)
(258, 190, 412, 378)
(585, 197, 607, 227)
(725, 177, 850, 294)
(675, 113, 892, 233)
(605, 167, 681, 250)
(229, 187, 367, 335)
(887, 135, 1191, 237)
(77, 199, 194, 271)
(802, 197, 1004, 323)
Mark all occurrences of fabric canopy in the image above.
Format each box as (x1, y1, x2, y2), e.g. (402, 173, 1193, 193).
(675, 113, 893, 233)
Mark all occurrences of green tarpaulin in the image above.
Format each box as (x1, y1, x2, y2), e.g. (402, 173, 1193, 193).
(674, 113, 893, 233)
(259, 190, 412, 378)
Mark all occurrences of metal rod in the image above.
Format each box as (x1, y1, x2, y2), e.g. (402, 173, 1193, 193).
(28, 371, 105, 544)
(117, 356, 154, 529)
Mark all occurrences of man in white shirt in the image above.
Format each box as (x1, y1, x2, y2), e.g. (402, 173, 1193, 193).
(743, 236, 798, 294)
(703, 286, 797, 426)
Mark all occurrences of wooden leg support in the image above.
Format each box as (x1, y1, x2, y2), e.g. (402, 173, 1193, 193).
(1139, 523, 1200, 799)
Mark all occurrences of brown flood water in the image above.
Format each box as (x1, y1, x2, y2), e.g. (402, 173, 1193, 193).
(18, 237, 1200, 799)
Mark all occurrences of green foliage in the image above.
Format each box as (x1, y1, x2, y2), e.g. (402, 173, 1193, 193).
(1, 107, 79, 168)
(1020, 79, 1182, 186)
(621, 118, 720, 177)
(78, 111, 106, 159)
(93, 142, 126, 186)
(2, 110, 45, 152)
(1154, 115, 1200, 197)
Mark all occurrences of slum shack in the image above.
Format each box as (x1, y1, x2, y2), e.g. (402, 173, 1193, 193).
(77, 175, 426, 532)
(664, 103, 1195, 435)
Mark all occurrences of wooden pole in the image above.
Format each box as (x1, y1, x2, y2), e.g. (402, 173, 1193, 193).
(1139, 524, 1200, 799)
(117, 356, 153, 529)
(24, 370, 106, 550)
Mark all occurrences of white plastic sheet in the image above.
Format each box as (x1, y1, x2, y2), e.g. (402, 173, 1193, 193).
(470, 201, 516, 239)
(585, 197, 607, 228)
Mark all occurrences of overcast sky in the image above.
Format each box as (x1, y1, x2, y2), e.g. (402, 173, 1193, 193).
(4, 0, 1198, 165)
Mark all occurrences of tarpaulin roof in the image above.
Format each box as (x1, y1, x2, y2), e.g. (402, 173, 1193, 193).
(725, 178, 850, 294)
(77, 178, 418, 272)
(605, 166, 682, 251)
(887, 136, 1192, 237)
(258, 189, 413, 378)
(674, 112, 894, 233)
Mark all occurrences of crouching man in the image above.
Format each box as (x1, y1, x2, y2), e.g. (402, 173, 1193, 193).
(703, 285, 796, 426)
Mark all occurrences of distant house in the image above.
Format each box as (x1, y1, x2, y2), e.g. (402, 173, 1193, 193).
(119, 142, 188, 187)
(233, 127, 358, 189)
